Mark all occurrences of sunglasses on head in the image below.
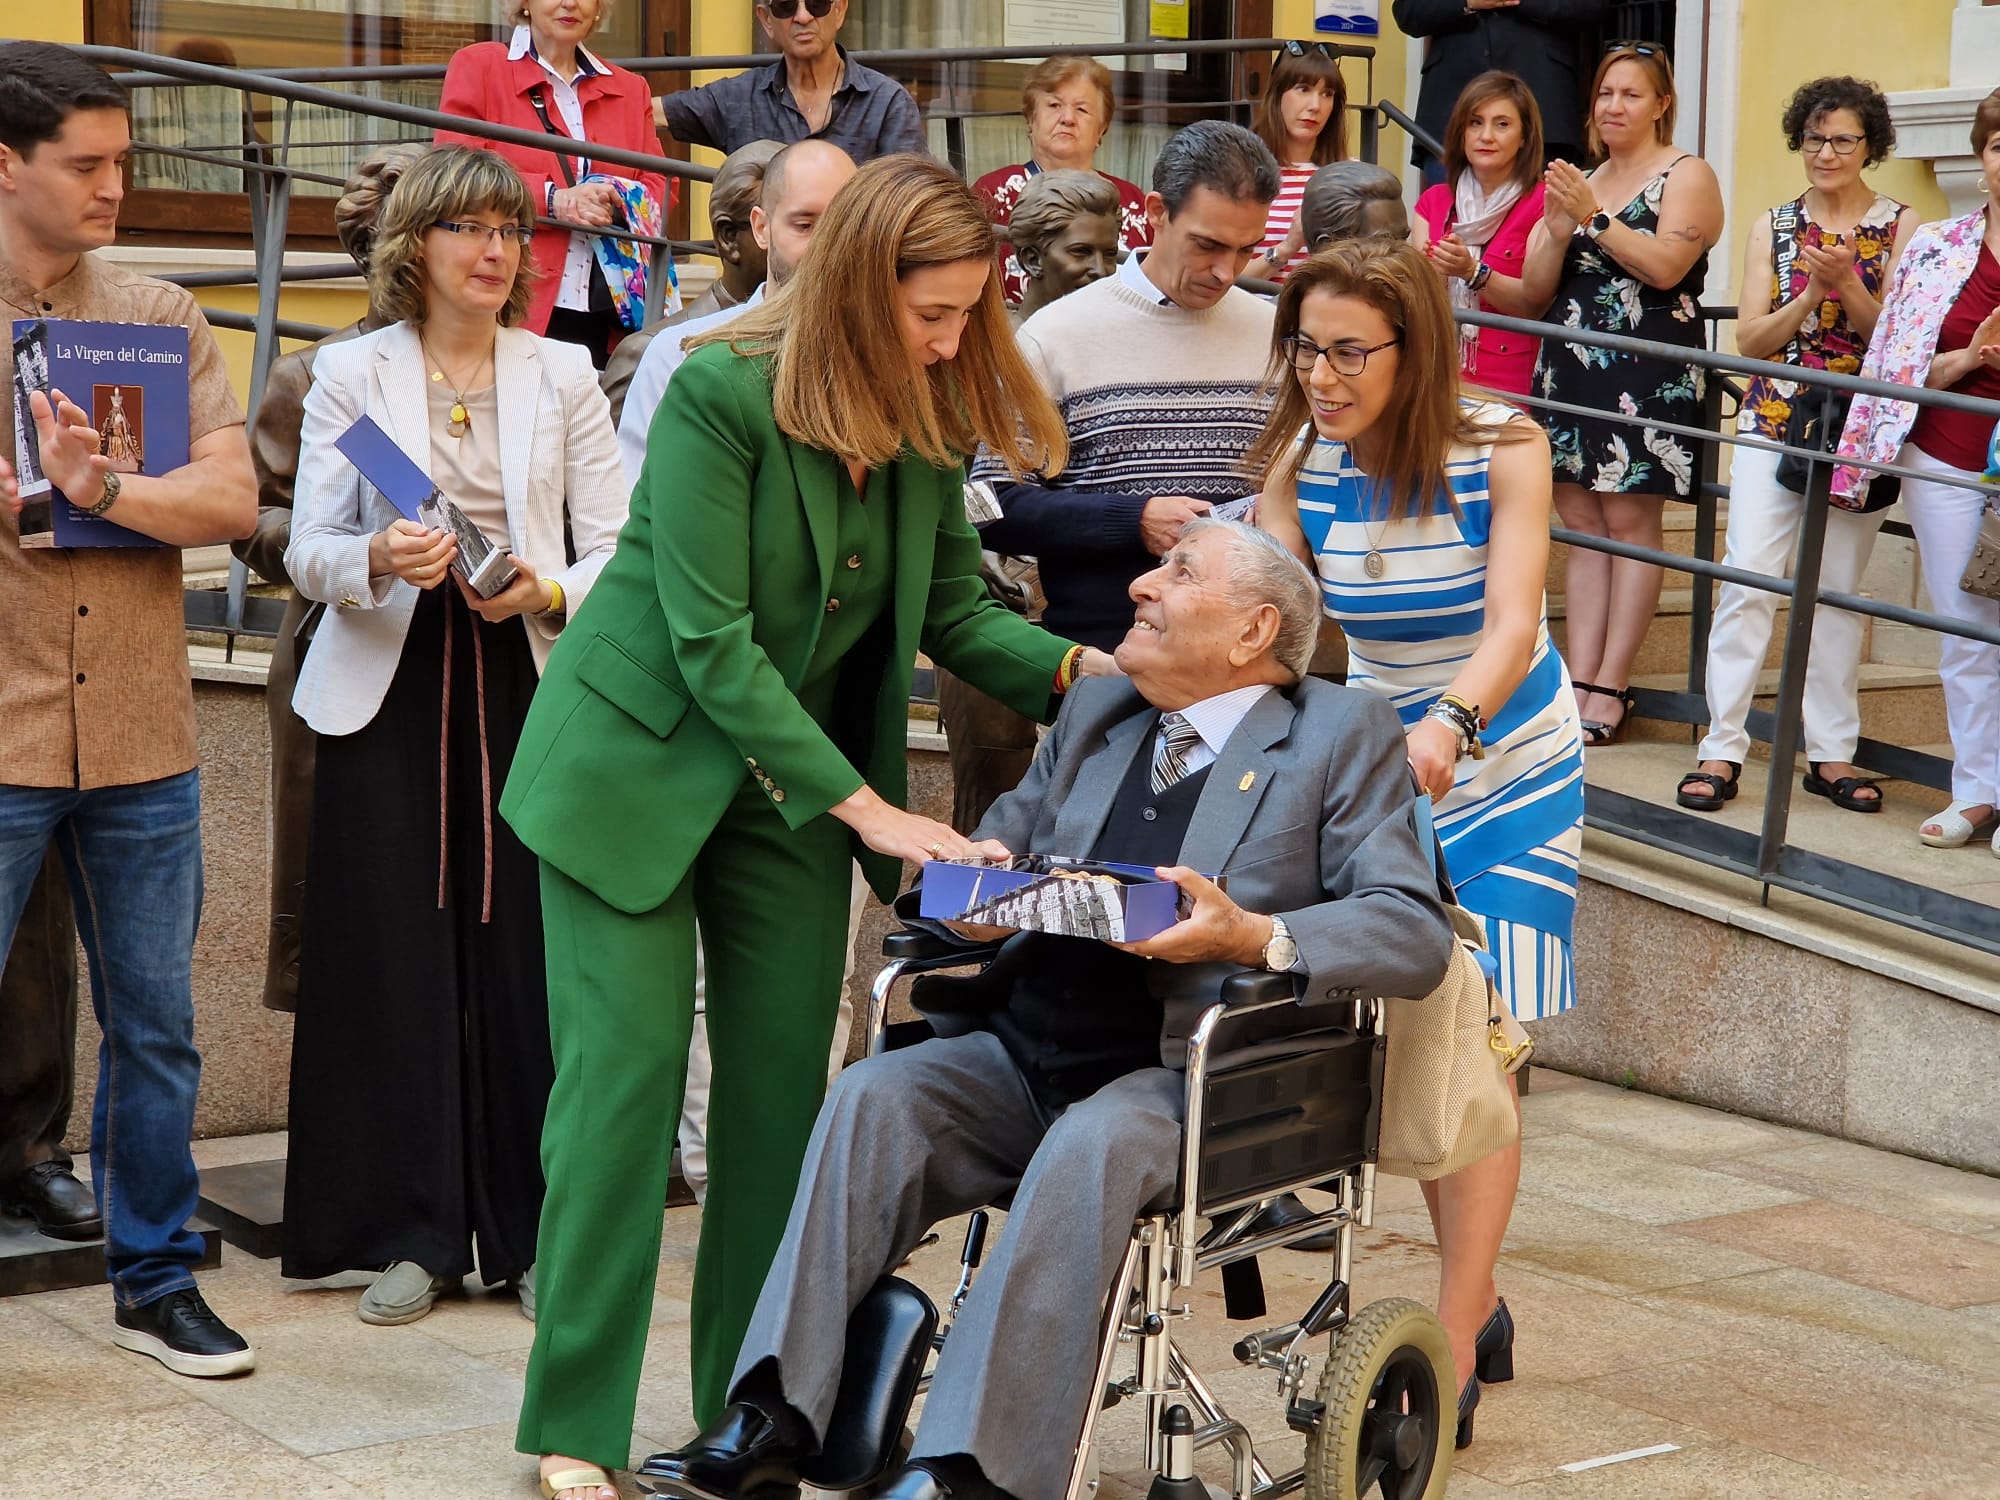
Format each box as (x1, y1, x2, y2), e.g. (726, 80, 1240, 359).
(763, 0, 835, 18)
(1603, 40, 1668, 59)
(1282, 40, 1337, 61)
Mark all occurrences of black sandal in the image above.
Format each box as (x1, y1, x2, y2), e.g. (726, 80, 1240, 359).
(1573, 683, 1636, 748)
(1803, 762, 1883, 813)
(1676, 762, 1741, 811)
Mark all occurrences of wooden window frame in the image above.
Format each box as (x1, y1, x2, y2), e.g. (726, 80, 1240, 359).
(90, 0, 691, 251)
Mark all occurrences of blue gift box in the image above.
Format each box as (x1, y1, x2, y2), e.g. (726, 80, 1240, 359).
(919, 857, 1194, 943)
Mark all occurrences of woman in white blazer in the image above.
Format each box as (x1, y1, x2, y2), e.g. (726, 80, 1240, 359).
(280, 145, 628, 1326)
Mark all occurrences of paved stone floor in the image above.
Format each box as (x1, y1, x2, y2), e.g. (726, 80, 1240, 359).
(5, 1070, 1998, 1499)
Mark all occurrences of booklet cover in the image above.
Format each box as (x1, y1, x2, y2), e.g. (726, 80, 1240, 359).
(10, 318, 184, 548)
(333, 414, 519, 598)
(920, 855, 1213, 944)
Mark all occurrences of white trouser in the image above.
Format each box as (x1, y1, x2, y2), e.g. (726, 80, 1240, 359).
(677, 864, 869, 1200)
(1899, 445, 2000, 806)
(1699, 442, 1888, 765)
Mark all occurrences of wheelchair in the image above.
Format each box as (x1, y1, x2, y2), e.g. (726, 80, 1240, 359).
(781, 927, 1457, 1500)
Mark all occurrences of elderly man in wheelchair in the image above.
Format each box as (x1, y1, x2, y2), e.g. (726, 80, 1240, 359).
(643, 519, 1460, 1500)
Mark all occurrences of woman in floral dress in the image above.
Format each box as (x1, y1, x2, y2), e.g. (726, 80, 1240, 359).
(1519, 45, 1725, 745)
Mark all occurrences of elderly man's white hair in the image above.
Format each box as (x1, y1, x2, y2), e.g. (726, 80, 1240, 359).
(1178, 516, 1321, 683)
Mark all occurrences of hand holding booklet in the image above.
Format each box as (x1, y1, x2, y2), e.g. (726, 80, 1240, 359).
(332, 414, 519, 597)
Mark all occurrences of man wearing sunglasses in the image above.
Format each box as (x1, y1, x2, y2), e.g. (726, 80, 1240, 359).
(657, 0, 925, 164)
(1393, 0, 1607, 184)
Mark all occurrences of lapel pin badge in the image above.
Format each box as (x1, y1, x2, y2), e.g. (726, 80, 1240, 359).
(1238, 772, 1256, 792)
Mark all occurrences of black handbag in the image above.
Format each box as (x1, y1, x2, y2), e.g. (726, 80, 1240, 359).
(1778, 386, 1900, 512)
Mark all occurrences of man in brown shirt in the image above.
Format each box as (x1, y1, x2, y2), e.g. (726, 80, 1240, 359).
(0, 43, 257, 1377)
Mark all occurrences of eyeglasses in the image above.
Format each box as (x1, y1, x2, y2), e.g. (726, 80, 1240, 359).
(1280, 334, 1400, 376)
(762, 0, 835, 19)
(433, 220, 533, 246)
(1802, 132, 1865, 157)
(1283, 40, 1337, 61)
(1602, 40, 1668, 60)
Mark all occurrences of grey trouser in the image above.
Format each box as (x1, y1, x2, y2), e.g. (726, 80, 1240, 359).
(730, 1030, 1183, 1500)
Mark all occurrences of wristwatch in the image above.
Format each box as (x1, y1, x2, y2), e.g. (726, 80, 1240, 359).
(1468, 261, 1494, 293)
(1584, 210, 1613, 240)
(85, 469, 122, 517)
(1262, 914, 1299, 972)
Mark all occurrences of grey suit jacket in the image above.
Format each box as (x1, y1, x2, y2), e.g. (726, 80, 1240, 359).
(946, 675, 1455, 1066)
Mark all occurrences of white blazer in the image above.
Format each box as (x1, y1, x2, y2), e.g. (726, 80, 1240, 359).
(286, 321, 629, 736)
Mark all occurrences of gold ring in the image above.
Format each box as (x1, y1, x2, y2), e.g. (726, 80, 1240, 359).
(928, 842, 944, 857)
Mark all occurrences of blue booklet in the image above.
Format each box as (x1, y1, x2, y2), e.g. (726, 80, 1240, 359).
(10, 318, 187, 548)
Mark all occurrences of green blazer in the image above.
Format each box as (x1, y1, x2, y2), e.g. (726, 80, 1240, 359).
(500, 342, 1074, 915)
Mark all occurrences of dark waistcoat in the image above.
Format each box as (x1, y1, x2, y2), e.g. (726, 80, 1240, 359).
(985, 728, 1212, 1106)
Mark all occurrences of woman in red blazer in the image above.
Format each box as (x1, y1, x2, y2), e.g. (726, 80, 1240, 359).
(437, 0, 668, 367)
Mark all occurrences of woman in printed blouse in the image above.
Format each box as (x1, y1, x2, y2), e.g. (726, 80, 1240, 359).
(1835, 87, 2000, 851)
(1245, 40, 1349, 285)
(972, 55, 1149, 307)
(1518, 45, 1725, 749)
(1677, 78, 1915, 818)
(1412, 70, 1551, 398)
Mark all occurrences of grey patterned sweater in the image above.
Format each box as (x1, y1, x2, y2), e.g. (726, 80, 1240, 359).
(974, 270, 1277, 649)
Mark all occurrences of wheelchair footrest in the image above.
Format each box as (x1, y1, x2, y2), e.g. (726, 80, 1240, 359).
(795, 1275, 938, 1492)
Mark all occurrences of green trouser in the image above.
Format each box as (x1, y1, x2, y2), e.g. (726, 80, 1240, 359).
(516, 778, 855, 1471)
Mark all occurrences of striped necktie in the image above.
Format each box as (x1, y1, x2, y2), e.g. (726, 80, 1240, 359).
(1150, 711, 1203, 794)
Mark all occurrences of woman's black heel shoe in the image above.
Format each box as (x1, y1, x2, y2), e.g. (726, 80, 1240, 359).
(1473, 1297, 1515, 1384)
(1456, 1375, 1481, 1450)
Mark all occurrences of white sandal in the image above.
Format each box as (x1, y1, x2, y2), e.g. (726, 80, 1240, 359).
(1918, 800, 1997, 848)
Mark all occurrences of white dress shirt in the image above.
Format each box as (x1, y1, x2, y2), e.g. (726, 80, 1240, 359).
(1160, 683, 1274, 778)
(510, 25, 610, 315)
(1119, 249, 1173, 306)
(617, 282, 767, 485)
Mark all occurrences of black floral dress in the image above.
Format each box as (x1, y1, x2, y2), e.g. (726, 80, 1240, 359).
(1537, 158, 1708, 498)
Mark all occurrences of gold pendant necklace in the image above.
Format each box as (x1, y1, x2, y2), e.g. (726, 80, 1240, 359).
(419, 332, 488, 439)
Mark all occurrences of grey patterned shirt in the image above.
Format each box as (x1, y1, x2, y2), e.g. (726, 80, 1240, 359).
(659, 47, 926, 162)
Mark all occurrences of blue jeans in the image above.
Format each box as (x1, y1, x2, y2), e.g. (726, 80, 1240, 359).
(0, 771, 206, 1307)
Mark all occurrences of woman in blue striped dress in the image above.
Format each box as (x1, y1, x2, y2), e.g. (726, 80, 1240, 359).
(1255, 239, 1585, 1444)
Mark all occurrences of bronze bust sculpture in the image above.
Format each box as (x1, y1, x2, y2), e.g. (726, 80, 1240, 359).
(1007, 168, 1121, 323)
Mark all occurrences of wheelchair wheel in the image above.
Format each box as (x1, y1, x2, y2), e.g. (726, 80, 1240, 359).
(1303, 1297, 1453, 1500)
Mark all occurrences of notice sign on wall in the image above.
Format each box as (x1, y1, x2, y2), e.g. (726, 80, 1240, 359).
(1002, 0, 1125, 49)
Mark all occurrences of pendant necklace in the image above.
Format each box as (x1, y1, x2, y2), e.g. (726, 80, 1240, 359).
(1361, 505, 1394, 579)
(419, 333, 490, 439)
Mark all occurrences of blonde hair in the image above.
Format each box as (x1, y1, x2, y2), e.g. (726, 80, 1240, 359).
(369, 145, 538, 328)
(1021, 55, 1116, 134)
(1587, 47, 1677, 159)
(692, 154, 1069, 477)
(1246, 240, 1533, 520)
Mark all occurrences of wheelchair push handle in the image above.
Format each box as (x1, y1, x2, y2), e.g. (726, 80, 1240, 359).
(960, 1209, 989, 1270)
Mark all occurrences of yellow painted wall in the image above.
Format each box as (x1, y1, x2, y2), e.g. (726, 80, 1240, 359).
(11, 5, 86, 43)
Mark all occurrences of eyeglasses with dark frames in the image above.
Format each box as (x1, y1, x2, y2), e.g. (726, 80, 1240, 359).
(433, 220, 533, 246)
(1280, 334, 1401, 376)
(1801, 132, 1865, 157)
(763, 0, 836, 19)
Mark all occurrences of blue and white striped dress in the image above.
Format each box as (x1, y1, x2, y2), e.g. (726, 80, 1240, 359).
(1295, 403, 1587, 1019)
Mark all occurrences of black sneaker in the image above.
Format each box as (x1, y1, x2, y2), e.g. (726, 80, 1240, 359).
(112, 1288, 255, 1378)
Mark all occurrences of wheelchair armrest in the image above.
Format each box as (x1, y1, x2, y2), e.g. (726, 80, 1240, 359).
(1218, 969, 1306, 1009)
(880, 927, 1006, 969)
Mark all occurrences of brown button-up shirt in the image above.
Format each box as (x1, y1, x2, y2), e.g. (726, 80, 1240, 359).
(1, 255, 243, 789)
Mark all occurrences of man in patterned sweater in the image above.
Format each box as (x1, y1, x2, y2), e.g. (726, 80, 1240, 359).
(975, 120, 1282, 653)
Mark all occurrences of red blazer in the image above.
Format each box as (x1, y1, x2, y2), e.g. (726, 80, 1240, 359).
(436, 41, 670, 336)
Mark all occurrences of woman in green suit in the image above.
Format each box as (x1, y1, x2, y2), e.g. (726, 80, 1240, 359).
(504, 154, 1116, 1500)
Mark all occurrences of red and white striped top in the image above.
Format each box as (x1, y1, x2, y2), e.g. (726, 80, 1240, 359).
(1258, 163, 1317, 282)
